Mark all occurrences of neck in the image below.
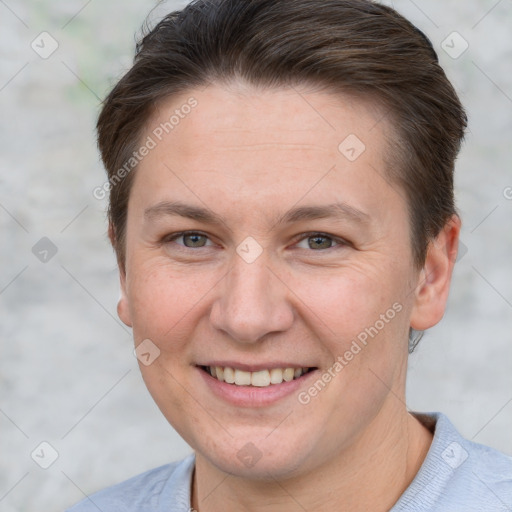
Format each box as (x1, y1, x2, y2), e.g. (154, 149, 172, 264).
(191, 406, 433, 512)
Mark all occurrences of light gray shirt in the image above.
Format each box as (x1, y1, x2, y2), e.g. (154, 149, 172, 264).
(65, 412, 512, 511)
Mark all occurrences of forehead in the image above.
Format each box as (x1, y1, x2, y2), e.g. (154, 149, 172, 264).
(130, 82, 405, 230)
(148, 82, 388, 160)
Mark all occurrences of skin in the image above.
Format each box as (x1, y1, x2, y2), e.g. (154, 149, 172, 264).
(115, 82, 461, 512)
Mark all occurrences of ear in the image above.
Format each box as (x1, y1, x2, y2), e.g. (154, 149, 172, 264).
(109, 221, 132, 328)
(409, 214, 461, 331)
(117, 264, 132, 328)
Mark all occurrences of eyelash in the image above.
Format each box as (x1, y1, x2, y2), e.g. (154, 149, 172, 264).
(160, 231, 349, 253)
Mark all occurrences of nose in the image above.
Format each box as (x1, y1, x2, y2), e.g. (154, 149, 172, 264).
(209, 252, 294, 344)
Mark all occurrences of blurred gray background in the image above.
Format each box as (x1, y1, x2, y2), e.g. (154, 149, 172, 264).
(0, 1, 511, 511)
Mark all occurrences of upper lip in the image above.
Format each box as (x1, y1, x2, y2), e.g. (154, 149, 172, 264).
(196, 361, 316, 372)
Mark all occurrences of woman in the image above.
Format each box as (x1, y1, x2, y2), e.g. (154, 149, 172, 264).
(68, 0, 512, 510)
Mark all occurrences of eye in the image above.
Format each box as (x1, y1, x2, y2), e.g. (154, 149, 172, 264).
(163, 231, 214, 249)
(161, 231, 348, 253)
(294, 232, 347, 251)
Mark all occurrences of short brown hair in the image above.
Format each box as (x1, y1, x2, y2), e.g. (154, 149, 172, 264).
(97, 0, 467, 273)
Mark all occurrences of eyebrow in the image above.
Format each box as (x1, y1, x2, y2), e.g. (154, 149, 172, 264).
(144, 200, 371, 229)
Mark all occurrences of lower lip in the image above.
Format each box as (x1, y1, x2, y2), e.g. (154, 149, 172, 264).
(196, 367, 318, 408)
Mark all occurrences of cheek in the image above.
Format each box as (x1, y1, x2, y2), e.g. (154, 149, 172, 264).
(291, 261, 410, 388)
(295, 266, 393, 340)
(126, 260, 214, 345)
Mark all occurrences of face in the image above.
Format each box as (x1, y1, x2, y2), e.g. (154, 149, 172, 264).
(117, 83, 443, 480)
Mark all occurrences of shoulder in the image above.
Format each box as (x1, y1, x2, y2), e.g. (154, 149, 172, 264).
(430, 412, 512, 479)
(65, 454, 195, 512)
(449, 422, 512, 507)
(393, 412, 512, 512)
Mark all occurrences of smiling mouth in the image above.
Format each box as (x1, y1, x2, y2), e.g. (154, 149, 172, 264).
(199, 365, 317, 387)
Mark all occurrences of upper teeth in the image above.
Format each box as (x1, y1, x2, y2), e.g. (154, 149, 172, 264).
(207, 366, 309, 387)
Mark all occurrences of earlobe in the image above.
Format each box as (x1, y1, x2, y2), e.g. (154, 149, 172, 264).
(117, 268, 133, 328)
(109, 221, 132, 327)
(409, 215, 461, 331)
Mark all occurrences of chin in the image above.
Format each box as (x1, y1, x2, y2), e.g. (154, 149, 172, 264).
(212, 449, 306, 481)
(195, 429, 317, 481)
